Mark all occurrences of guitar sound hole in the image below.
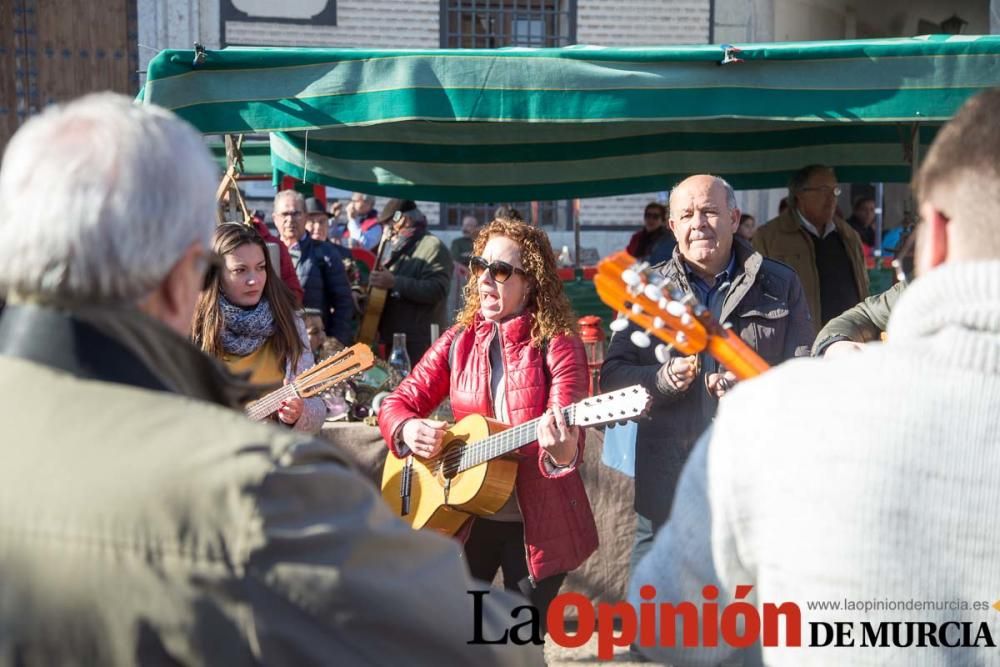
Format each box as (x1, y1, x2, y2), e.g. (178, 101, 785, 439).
(437, 441, 463, 480)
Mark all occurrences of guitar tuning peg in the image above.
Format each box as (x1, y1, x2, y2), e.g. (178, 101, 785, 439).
(654, 343, 673, 364)
(675, 331, 687, 344)
(621, 269, 642, 287)
(665, 301, 686, 317)
(630, 330, 652, 348)
(643, 283, 661, 301)
(652, 316, 665, 330)
(630, 303, 644, 315)
(610, 314, 629, 332)
(680, 313, 693, 326)
(658, 297, 669, 311)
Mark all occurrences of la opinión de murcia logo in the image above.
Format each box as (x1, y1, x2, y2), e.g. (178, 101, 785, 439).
(468, 586, 998, 659)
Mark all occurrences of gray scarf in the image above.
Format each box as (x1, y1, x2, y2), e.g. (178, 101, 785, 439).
(219, 294, 275, 356)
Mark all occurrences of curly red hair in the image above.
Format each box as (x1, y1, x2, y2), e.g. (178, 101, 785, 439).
(456, 218, 578, 345)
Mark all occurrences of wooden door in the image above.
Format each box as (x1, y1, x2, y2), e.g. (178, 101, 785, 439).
(0, 0, 137, 150)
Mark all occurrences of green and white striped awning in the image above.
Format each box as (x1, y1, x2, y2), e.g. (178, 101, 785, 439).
(141, 36, 1000, 200)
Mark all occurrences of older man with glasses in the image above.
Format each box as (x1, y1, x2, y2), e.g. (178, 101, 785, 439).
(754, 164, 869, 332)
(275, 190, 354, 345)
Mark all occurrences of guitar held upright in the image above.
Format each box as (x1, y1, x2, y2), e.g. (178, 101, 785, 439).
(356, 226, 396, 346)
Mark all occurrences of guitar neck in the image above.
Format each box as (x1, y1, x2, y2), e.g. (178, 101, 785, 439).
(456, 404, 579, 472)
(245, 383, 300, 421)
(243, 343, 375, 422)
(691, 306, 770, 379)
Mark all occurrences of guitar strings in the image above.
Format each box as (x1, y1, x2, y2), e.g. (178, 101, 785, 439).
(245, 351, 368, 420)
(434, 405, 579, 477)
(246, 384, 298, 420)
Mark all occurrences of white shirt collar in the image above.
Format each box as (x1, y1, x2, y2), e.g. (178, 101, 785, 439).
(795, 208, 835, 239)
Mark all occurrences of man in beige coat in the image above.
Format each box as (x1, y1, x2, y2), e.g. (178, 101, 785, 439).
(753, 164, 869, 334)
(0, 94, 540, 666)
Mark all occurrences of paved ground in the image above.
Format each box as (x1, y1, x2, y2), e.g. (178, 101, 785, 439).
(545, 636, 651, 664)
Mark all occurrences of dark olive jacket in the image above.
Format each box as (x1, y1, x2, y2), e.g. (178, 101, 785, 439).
(378, 231, 454, 364)
(600, 240, 812, 526)
(812, 280, 906, 355)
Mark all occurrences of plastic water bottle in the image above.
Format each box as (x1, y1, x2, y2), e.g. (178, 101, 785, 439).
(388, 332, 411, 385)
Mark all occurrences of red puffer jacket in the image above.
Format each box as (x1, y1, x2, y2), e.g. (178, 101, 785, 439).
(378, 310, 599, 582)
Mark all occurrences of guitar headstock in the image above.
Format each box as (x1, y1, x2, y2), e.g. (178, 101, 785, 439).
(595, 251, 771, 381)
(594, 251, 709, 362)
(296, 343, 376, 397)
(573, 384, 651, 427)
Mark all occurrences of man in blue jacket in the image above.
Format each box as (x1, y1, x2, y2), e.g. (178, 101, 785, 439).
(275, 190, 354, 344)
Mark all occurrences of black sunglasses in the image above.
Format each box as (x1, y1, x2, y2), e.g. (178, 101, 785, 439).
(469, 256, 527, 284)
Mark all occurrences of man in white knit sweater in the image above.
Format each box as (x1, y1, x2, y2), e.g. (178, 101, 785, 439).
(629, 89, 1000, 666)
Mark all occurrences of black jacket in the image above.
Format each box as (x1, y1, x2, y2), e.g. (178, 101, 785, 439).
(600, 239, 812, 526)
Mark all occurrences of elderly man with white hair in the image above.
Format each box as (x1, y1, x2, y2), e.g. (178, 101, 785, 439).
(0, 93, 540, 666)
(601, 175, 812, 640)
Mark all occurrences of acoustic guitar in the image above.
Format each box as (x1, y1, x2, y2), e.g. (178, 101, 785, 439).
(355, 226, 397, 346)
(594, 251, 770, 380)
(380, 385, 650, 535)
(245, 343, 374, 421)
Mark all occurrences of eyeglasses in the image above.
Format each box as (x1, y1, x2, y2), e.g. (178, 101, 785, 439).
(469, 256, 527, 284)
(800, 186, 842, 197)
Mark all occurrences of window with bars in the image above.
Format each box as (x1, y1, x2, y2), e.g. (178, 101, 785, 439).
(439, 0, 576, 227)
(441, 0, 576, 49)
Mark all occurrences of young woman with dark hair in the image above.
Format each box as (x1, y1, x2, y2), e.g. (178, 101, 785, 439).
(192, 222, 325, 433)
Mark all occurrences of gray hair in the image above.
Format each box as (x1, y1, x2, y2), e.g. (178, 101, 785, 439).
(274, 189, 305, 210)
(668, 175, 738, 218)
(0, 93, 217, 302)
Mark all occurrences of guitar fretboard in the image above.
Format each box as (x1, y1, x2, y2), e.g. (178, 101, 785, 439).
(245, 384, 300, 422)
(441, 404, 579, 475)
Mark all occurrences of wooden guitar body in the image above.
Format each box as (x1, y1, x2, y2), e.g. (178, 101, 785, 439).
(380, 414, 519, 536)
(356, 285, 387, 346)
(380, 385, 651, 535)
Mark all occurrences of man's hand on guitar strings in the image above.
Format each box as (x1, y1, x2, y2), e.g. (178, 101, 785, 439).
(705, 370, 738, 399)
(537, 406, 578, 467)
(655, 355, 699, 394)
(369, 270, 396, 290)
(401, 418, 448, 458)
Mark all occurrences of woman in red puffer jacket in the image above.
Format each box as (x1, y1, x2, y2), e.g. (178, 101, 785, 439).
(378, 217, 598, 631)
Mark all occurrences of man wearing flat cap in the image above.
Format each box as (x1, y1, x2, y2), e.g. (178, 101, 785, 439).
(368, 199, 453, 363)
